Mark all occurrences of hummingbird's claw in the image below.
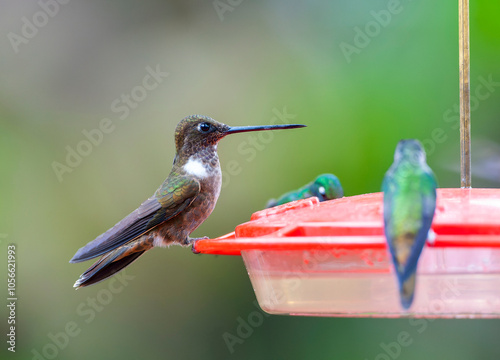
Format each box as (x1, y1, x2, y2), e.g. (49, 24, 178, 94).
(191, 244, 200, 254)
(187, 236, 209, 254)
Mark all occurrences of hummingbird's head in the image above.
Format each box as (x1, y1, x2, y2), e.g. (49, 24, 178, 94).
(174, 116, 230, 155)
(394, 139, 426, 165)
(174, 115, 306, 157)
(312, 174, 344, 200)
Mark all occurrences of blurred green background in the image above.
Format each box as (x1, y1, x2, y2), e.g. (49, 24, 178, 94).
(1, 0, 500, 359)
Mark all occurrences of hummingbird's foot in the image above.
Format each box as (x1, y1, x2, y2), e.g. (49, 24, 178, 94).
(191, 244, 200, 254)
(188, 236, 209, 254)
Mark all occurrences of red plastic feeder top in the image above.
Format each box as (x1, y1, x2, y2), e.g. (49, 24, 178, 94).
(194, 188, 500, 318)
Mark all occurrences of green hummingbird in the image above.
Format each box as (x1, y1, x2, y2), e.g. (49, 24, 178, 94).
(266, 174, 343, 208)
(70, 115, 305, 288)
(382, 139, 437, 309)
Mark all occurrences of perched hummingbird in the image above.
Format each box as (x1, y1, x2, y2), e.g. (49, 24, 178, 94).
(266, 173, 343, 208)
(382, 139, 437, 309)
(70, 115, 305, 288)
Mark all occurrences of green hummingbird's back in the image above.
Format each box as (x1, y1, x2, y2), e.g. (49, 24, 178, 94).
(382, 139, 437, 309)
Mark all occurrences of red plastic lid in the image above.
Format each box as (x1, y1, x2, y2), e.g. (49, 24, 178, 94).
(194, 188, 500, 256)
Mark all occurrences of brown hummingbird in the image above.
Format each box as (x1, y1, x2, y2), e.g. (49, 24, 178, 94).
(70, 115, 305, 288)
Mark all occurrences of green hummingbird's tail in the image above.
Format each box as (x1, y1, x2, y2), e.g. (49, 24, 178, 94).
(73, 236, 154, 289)
(399, 272, 416, 310)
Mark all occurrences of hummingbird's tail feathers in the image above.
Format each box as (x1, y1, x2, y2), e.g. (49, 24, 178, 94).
(399, 272, 416, 310)
(74, 250, 145, 289)
(73, 237, 154, 289)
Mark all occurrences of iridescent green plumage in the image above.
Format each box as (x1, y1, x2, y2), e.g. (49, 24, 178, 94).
(266, 174, 343, 208)
(382, 139, 437, 309)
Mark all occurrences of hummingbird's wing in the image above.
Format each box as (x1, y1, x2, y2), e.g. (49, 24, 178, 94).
(70, 177, 200, 263)
(401, 171, 437, 278)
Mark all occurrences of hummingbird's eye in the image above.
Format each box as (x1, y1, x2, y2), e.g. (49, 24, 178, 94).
(198, 122, 212, 133)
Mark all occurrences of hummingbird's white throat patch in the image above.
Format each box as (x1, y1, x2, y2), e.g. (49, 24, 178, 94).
(183, 157, 209, 178)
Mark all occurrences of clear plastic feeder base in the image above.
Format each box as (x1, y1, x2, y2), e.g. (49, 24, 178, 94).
(194, 189, 500, 318)
(242, 247, 500, 318)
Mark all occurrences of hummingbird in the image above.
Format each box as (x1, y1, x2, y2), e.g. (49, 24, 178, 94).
(266, 173, 343, 208)
(70, 115, 305, 288)
(382, 139, 437, 309)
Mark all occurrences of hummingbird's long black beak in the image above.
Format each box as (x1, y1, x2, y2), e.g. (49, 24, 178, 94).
(225, 123, 306, 135)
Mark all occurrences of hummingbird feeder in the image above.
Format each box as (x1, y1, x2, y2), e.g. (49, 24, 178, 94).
(195, 0, 500, 318)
